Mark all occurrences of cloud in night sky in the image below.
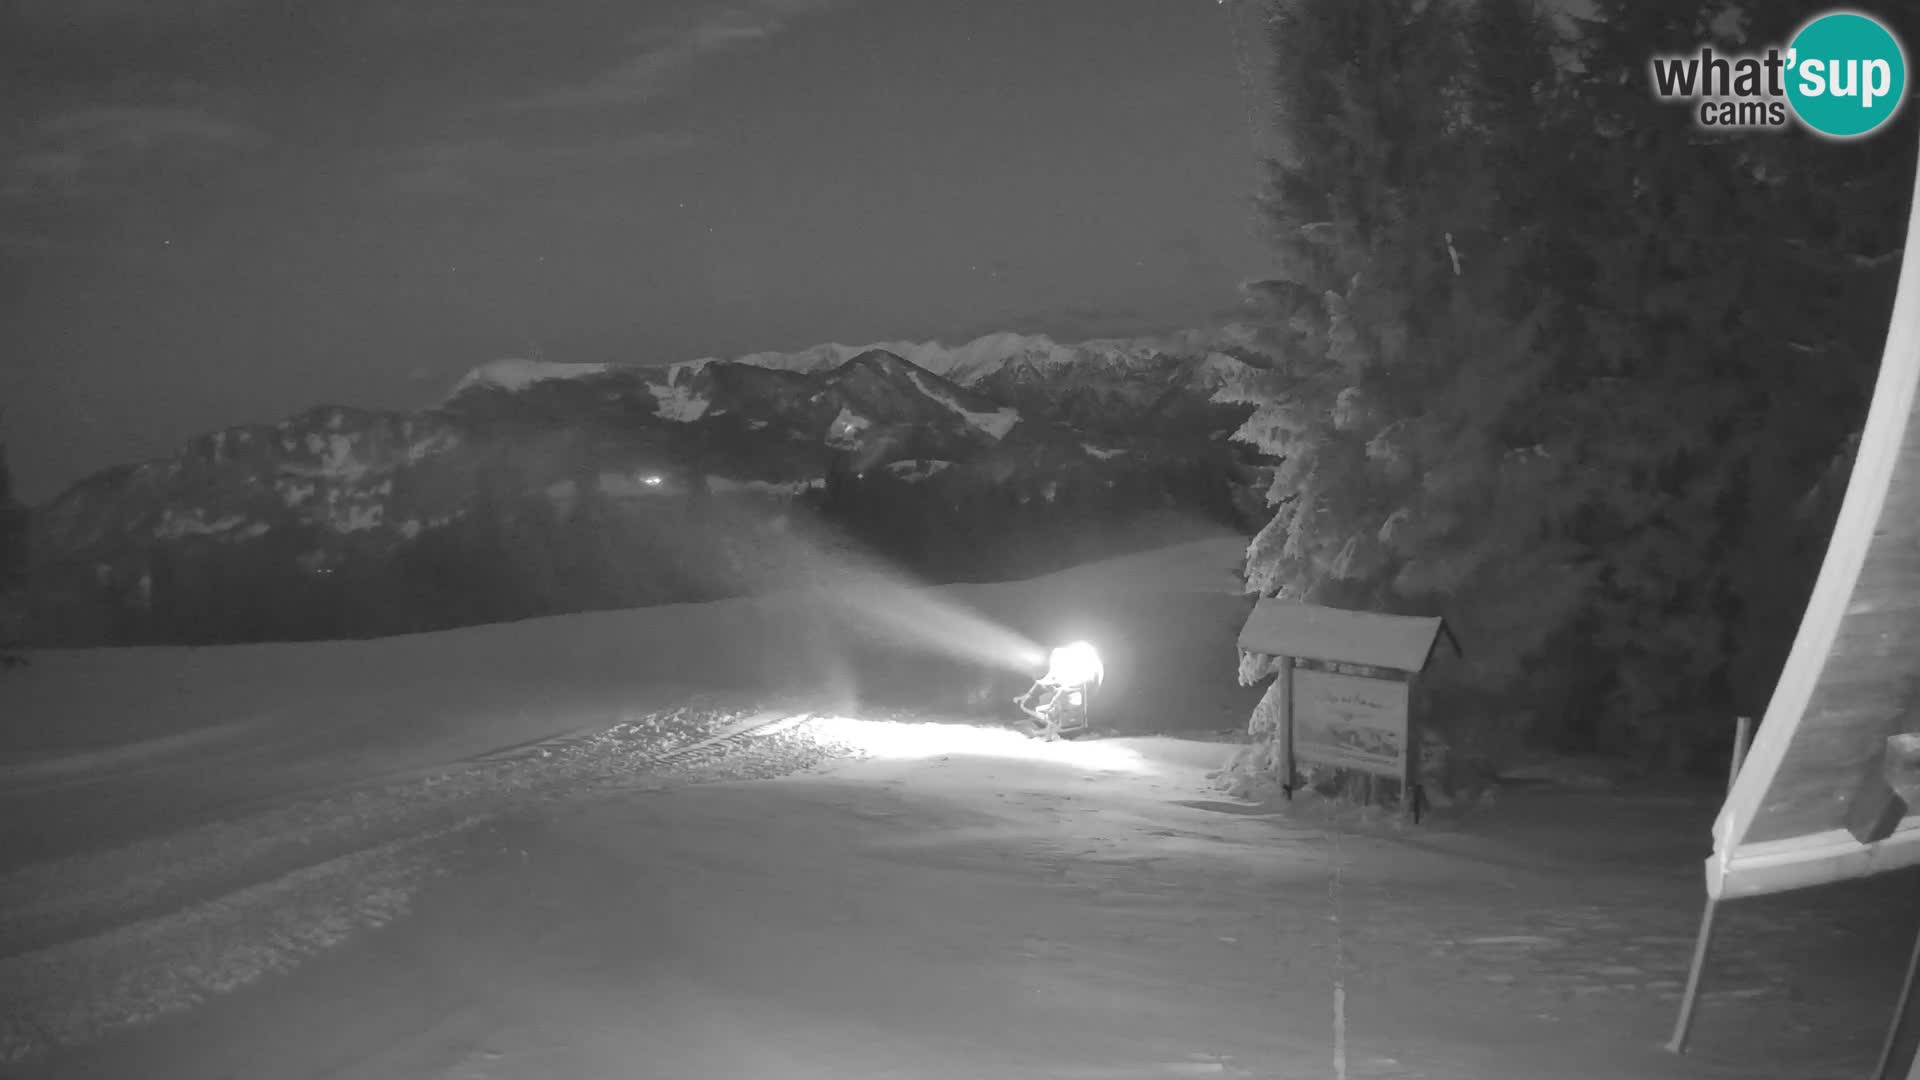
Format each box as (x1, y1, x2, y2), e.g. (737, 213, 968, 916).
(8, 0, 254, 29)
(513, 0, 854, 111)
(387, 131, 711, 199)
(0, 101, 262, 203)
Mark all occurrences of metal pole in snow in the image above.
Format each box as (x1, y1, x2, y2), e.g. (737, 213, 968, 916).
(1666, 901, 1719, 1055)
(1666, 715, 1754, 1054)
(1729, 715, 1754, 793)
(1873, 894, 1920, 1080)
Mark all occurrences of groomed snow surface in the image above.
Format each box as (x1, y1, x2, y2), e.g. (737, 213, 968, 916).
(0, 536, 1911, 1079)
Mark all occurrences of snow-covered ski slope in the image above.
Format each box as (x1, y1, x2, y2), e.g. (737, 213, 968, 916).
(0, 531, 1911, 1079)
(0, 531, 1258, 869)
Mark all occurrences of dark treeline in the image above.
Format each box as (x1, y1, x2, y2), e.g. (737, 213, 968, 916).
(1232, 0, 1918, 772)
(23, 454, 1255, 647)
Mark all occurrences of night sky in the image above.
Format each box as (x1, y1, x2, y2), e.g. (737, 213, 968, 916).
(2, 0, 1275, 503)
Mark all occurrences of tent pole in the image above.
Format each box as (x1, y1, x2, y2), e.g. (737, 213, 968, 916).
(1667, 900, 1719, 1054)
(1873, 895, 1920, 1080)
(1667, 715, 1755, 1055)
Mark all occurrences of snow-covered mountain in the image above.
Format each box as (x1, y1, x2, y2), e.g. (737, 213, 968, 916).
(453, 324, 1272, 430)
(25, 327, 1277, 643)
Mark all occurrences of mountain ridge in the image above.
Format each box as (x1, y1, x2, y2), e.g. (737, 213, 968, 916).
(22, 325, 1278, 646)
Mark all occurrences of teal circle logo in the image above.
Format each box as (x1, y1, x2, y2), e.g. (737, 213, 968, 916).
(1786, 11, 1908, 139)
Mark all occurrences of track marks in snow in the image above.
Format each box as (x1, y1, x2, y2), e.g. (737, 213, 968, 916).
(0, 706, 851, 1068)
(0, 706, 751, 955)
(0, 821, 476, 1065)
(1426, 900, 1861, 1005)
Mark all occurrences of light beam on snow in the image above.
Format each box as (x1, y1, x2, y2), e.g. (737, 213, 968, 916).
(631, 491, 1050, 681)
(779, 537, 1048, 676)
(825, 573, 1048, 671)
(810, 717, 1149, 773)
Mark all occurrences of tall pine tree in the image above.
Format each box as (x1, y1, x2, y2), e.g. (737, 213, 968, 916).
(1233, 0, 1917, 768)
(1233, 0, 1593, 749)
(1548, 0, 1915, 762)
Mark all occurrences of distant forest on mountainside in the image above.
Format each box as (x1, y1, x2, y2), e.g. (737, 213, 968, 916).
(28, 448, 1252, 648)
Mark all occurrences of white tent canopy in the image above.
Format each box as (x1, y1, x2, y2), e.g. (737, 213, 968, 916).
(1706, 126, 1920, 903)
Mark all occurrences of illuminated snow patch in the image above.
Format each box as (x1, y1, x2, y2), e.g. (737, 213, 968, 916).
(720, 340, 873, 373)
(155, 509, 249, 540)
(1192, 350, 1253, 385)
(451, 358, 609, 396)
(827, 407, 872, 449)
(904, 368, 1020, 440)
(332, 504, 383, 533)
(600, 472, 674, 497)
(807, 717, 1148, 773)
(648, 377, 711, 422)
(885, 460, 952, 482)
(708, 476, 809, 495)
(297, 432, 364, 478)
(700, 329, 1223, 387)
(406, 428, 460, 463)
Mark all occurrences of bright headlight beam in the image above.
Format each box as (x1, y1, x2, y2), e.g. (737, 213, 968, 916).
(825, 576, 1047, 674)
(1045, 641, 1103, 687)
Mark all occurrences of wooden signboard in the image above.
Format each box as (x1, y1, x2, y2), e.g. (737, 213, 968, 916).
(1236, 598, 1451, 821)
(1292, 667, 1412, 782)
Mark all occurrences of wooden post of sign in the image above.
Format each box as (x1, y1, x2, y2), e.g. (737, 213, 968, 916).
(1278, 655, 1296, 800)
(1405, 671, 1423, 825)
(1668, 714, 1755, 1055)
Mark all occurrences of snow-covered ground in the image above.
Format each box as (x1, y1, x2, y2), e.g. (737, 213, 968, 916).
(0, 535, 1911, 1078)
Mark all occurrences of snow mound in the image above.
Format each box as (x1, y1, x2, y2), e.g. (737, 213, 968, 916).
(448, 358, 610, 397)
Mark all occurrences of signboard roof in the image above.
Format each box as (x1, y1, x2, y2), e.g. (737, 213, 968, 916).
(1237, 597, 1447, 674)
